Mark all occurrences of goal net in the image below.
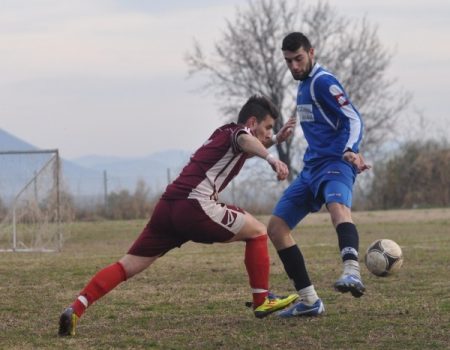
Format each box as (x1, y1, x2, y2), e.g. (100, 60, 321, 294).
(0, 150, 65, 252)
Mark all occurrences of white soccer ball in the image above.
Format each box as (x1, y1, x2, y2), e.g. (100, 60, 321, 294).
(364, 239, 403, 276)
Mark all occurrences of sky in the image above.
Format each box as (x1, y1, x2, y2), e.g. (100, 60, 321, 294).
(1, 0, 449, 160)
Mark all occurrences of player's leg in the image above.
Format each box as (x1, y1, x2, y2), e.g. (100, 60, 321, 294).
(180, 199, 298, 317)
(58, 255, 157, 336)
(324, 180, 365, 297)
(268, 216, 324, 317)
(225, 212, 298, 317)
(268, 216, 314, 297)
(59, 200, 183, 336)
(181, 198, 271, 308)
(268, 175, 324, 317)
(74, 255, 158, 317)
(227, 215, 270, 310)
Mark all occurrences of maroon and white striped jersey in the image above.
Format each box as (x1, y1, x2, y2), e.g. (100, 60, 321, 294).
(162, 123, 251, 200)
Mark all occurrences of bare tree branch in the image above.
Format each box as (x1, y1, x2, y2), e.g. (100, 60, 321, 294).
(185, 0, 411, 178)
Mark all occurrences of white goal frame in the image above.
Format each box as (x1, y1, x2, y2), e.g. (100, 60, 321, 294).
(0, 149, 62, 252)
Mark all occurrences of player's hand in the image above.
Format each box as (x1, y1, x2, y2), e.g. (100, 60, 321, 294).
(266, 154, 289, 180)
(343, 151, 372, 173)
(273, 116, 297, 144)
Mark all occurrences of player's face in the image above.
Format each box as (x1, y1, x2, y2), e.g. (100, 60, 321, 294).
(283, 47, 314, 81)
(252, 115, 275, 145)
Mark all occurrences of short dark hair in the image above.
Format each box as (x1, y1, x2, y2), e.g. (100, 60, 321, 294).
(237, 95, 280, 124)
(281, 32, 312, 52)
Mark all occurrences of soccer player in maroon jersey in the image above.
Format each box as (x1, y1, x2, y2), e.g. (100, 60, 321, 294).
(58, 95, 298, 336)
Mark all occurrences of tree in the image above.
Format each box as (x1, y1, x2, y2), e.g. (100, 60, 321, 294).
(186, 0, 410, 179)
(0, 196, 7, 220)
(106, 179, 154, 220)
(368, 141, 450, 209)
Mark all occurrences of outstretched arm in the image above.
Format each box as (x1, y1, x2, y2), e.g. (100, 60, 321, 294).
(237, 133, 289, 181)
(266, 116, 297, 147)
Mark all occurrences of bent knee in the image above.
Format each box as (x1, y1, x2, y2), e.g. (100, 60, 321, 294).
(327, 202, 353, 227)
(267, 215, 290, 238)
(230, 214, 267, 242)
(245, 221, 267, 239)
(119, 254, 157, 278)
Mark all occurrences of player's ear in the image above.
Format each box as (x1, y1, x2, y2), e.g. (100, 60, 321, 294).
(245, 116, 257, 129)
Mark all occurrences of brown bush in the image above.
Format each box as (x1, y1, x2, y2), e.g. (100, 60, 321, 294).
(104, 179, 156, 220)
(369, 140, 450, 209)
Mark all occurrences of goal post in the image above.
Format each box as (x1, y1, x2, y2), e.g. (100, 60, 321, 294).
(0, 149, 64, 252)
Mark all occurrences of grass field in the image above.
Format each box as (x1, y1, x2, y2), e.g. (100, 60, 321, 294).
(1, 208, 449, 349)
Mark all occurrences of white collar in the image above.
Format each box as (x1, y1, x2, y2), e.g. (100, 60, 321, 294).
(309, 62, 321, 77)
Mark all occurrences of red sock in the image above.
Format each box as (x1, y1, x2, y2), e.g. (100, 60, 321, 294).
(244, 234, 269, 308)
(71, 262, 127, 318)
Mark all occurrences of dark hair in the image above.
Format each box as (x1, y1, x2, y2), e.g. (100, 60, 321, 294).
(237, 95, 280, 124)
(281, 32, 312, 52)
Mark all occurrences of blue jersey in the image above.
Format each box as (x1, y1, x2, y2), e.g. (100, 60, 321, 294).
(296, 63, 363, 166)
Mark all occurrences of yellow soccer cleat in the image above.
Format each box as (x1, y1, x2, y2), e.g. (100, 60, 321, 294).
(58, 307, 78, 336)
(254, 292, 299, 319)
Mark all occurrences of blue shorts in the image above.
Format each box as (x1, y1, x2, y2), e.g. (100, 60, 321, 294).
(273, 160, 356, 229)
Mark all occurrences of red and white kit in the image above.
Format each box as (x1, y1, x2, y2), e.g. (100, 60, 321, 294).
(128, 123, 251, 257)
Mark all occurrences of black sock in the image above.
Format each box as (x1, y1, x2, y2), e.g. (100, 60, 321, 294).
(277, 245, 311, 291)
(336, 222, 359, 261)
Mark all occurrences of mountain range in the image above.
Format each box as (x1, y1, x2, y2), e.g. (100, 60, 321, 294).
(0, 128, 190, 203)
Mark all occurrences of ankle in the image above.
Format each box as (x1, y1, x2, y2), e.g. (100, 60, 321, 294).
(71, 295, 88, 318)
(299, 285, 319, 306)
(252, 289, 268, 308)
(343, 259, 361, 278)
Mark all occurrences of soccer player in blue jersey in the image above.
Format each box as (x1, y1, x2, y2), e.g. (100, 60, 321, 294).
(268, 32, 371, 318)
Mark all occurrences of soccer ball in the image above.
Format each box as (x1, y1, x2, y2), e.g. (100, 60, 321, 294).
(364, 239, 403, 276)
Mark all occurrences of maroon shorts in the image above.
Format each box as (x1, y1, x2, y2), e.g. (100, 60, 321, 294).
(127, 198, 246, 257)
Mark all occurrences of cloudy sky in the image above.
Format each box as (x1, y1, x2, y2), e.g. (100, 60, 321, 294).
(1, 0, 449, 159)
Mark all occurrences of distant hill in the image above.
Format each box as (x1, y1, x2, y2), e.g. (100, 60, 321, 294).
(72, 150, 190, 169)
(0, 128, 104, 203)
(0, 128, 39, 151)
(0, 129, 190, 205)
(70, 149, 191, 195)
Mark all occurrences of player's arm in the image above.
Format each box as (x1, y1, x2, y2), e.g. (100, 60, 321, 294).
(316, 75, 371, 173)
(343, 150, 371, 173)
(266, 116, 297, 147)
(237, 133, 289, 180)
(315, 75, 362, 149)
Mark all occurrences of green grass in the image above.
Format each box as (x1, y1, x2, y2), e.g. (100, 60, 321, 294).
(1, 211, 449, 349)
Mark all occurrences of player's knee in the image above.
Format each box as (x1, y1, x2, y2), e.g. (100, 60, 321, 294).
(255, 220, 267, 234)
(328, 203, 352, 227)
(232, 216, 266, 241)
(119, 255, 156, 278)
(245, 214, 266, 236)
(246, 224, 267, 239)
(267, 215, 290, 239)
(248, 233, 268, 242)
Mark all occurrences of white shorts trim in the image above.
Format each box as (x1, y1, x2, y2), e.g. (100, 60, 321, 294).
(195, 198, 246, 235)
